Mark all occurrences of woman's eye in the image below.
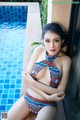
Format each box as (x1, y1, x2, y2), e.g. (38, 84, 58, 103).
(45, 40, 50, 42)
(55, 40, 60, 42)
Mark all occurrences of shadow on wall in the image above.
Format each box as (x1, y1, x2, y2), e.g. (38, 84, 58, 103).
(64, 27, 80, 120)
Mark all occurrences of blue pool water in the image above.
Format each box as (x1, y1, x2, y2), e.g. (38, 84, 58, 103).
(0, 6, 28, 112)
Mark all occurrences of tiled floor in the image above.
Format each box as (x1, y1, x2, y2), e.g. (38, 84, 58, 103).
(0, 6, 28, 112)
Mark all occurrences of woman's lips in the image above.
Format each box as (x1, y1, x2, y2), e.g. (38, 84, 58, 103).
(49, 49, 55, 52)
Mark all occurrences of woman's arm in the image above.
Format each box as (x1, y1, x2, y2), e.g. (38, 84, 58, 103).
(23, 72, 59, 95)
(29, 83, 65, 102)
(23, 77, 48, 100)
(24, 56, 71, 95)
(23, 72, 62, 95)
(23, 77, 65, 102)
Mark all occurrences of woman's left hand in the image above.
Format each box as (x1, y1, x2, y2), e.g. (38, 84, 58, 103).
(47, 92, 65, 102)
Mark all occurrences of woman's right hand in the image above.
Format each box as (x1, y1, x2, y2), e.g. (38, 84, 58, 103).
(47, 92, 65, 102)
(21, 71, 26, 77)
(21, 71, 28, 82)
(21, 71, 34, 85)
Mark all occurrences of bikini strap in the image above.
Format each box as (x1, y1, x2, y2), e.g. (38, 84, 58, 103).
(46, 51, 59, 61)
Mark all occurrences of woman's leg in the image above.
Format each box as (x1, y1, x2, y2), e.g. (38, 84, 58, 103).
(23, 112, 37, 120)
(35, 106, 57, 120)
(8, 96, 31, 120)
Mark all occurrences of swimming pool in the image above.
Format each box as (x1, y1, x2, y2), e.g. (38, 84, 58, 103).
(0, 6, 28, 112)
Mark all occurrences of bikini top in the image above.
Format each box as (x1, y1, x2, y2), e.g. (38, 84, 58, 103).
(31, 52, 62, 88)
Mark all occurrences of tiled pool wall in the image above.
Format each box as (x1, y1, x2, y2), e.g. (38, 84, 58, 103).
(0, 6, 28, 24)
(0, 6, 28, 112)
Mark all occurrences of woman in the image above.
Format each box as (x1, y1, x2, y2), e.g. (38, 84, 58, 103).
(8, 22, 71, 120)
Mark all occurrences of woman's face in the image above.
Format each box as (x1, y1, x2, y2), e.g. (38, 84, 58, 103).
(43, 31, 62, 56)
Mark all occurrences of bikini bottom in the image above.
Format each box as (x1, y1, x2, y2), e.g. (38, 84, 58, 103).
(24, 92, 57, 114)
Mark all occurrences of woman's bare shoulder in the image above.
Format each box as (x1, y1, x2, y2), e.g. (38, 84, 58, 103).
(34, 45, 45, 55)
(60, 54, 71, 65)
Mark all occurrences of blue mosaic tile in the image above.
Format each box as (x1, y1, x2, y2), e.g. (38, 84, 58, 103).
(0, 105, 6, 111)
(4, 80, 10, 83)
(11, 75, 16, 79)
(12, 71, 17, 75)
(7, 65, 12, 67)
(3, 89, 9, 94)
(1, 68, 6, 71)
(8, 94, 14, 98)
(6, 72, 11, 75)
(10, 84, 15, 88)
(0, 90, 2, 93)
(15, 84, 21, 89)
(17, 71, 21, 74)
(8, 99, 13, 104)
(10, 80, 16, 84)
(0, 94, 2, 99)
(15, 94, 20, 98)
(0, 84, 3, 89)
(5, 75, 10, 79)
(16, 79, 21, 84)
(2, 94, 8, 98)
(4, 84, 10, 89)
(9, 89, 15, 93)
(5, 68, 11, 71)
(0, 71, 5, 75)
(0, 76, 4, 79)
(16, 75, 22, 79)
(15, 89, 20, 93)
(1, 99, 7, 104)
(11, 68, 17, 71)
(0, 80, 4, 83)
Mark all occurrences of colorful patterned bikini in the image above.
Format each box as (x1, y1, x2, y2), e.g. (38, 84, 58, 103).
(24, 52, 62, 114)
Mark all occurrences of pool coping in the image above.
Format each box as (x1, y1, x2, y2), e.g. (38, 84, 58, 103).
(0, 2, 42, 95)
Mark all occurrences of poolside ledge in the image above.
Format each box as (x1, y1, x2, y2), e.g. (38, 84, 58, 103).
(22, 2, 42, 95)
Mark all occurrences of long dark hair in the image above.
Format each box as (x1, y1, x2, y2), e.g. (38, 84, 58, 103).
(42, 22, 69, 48)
